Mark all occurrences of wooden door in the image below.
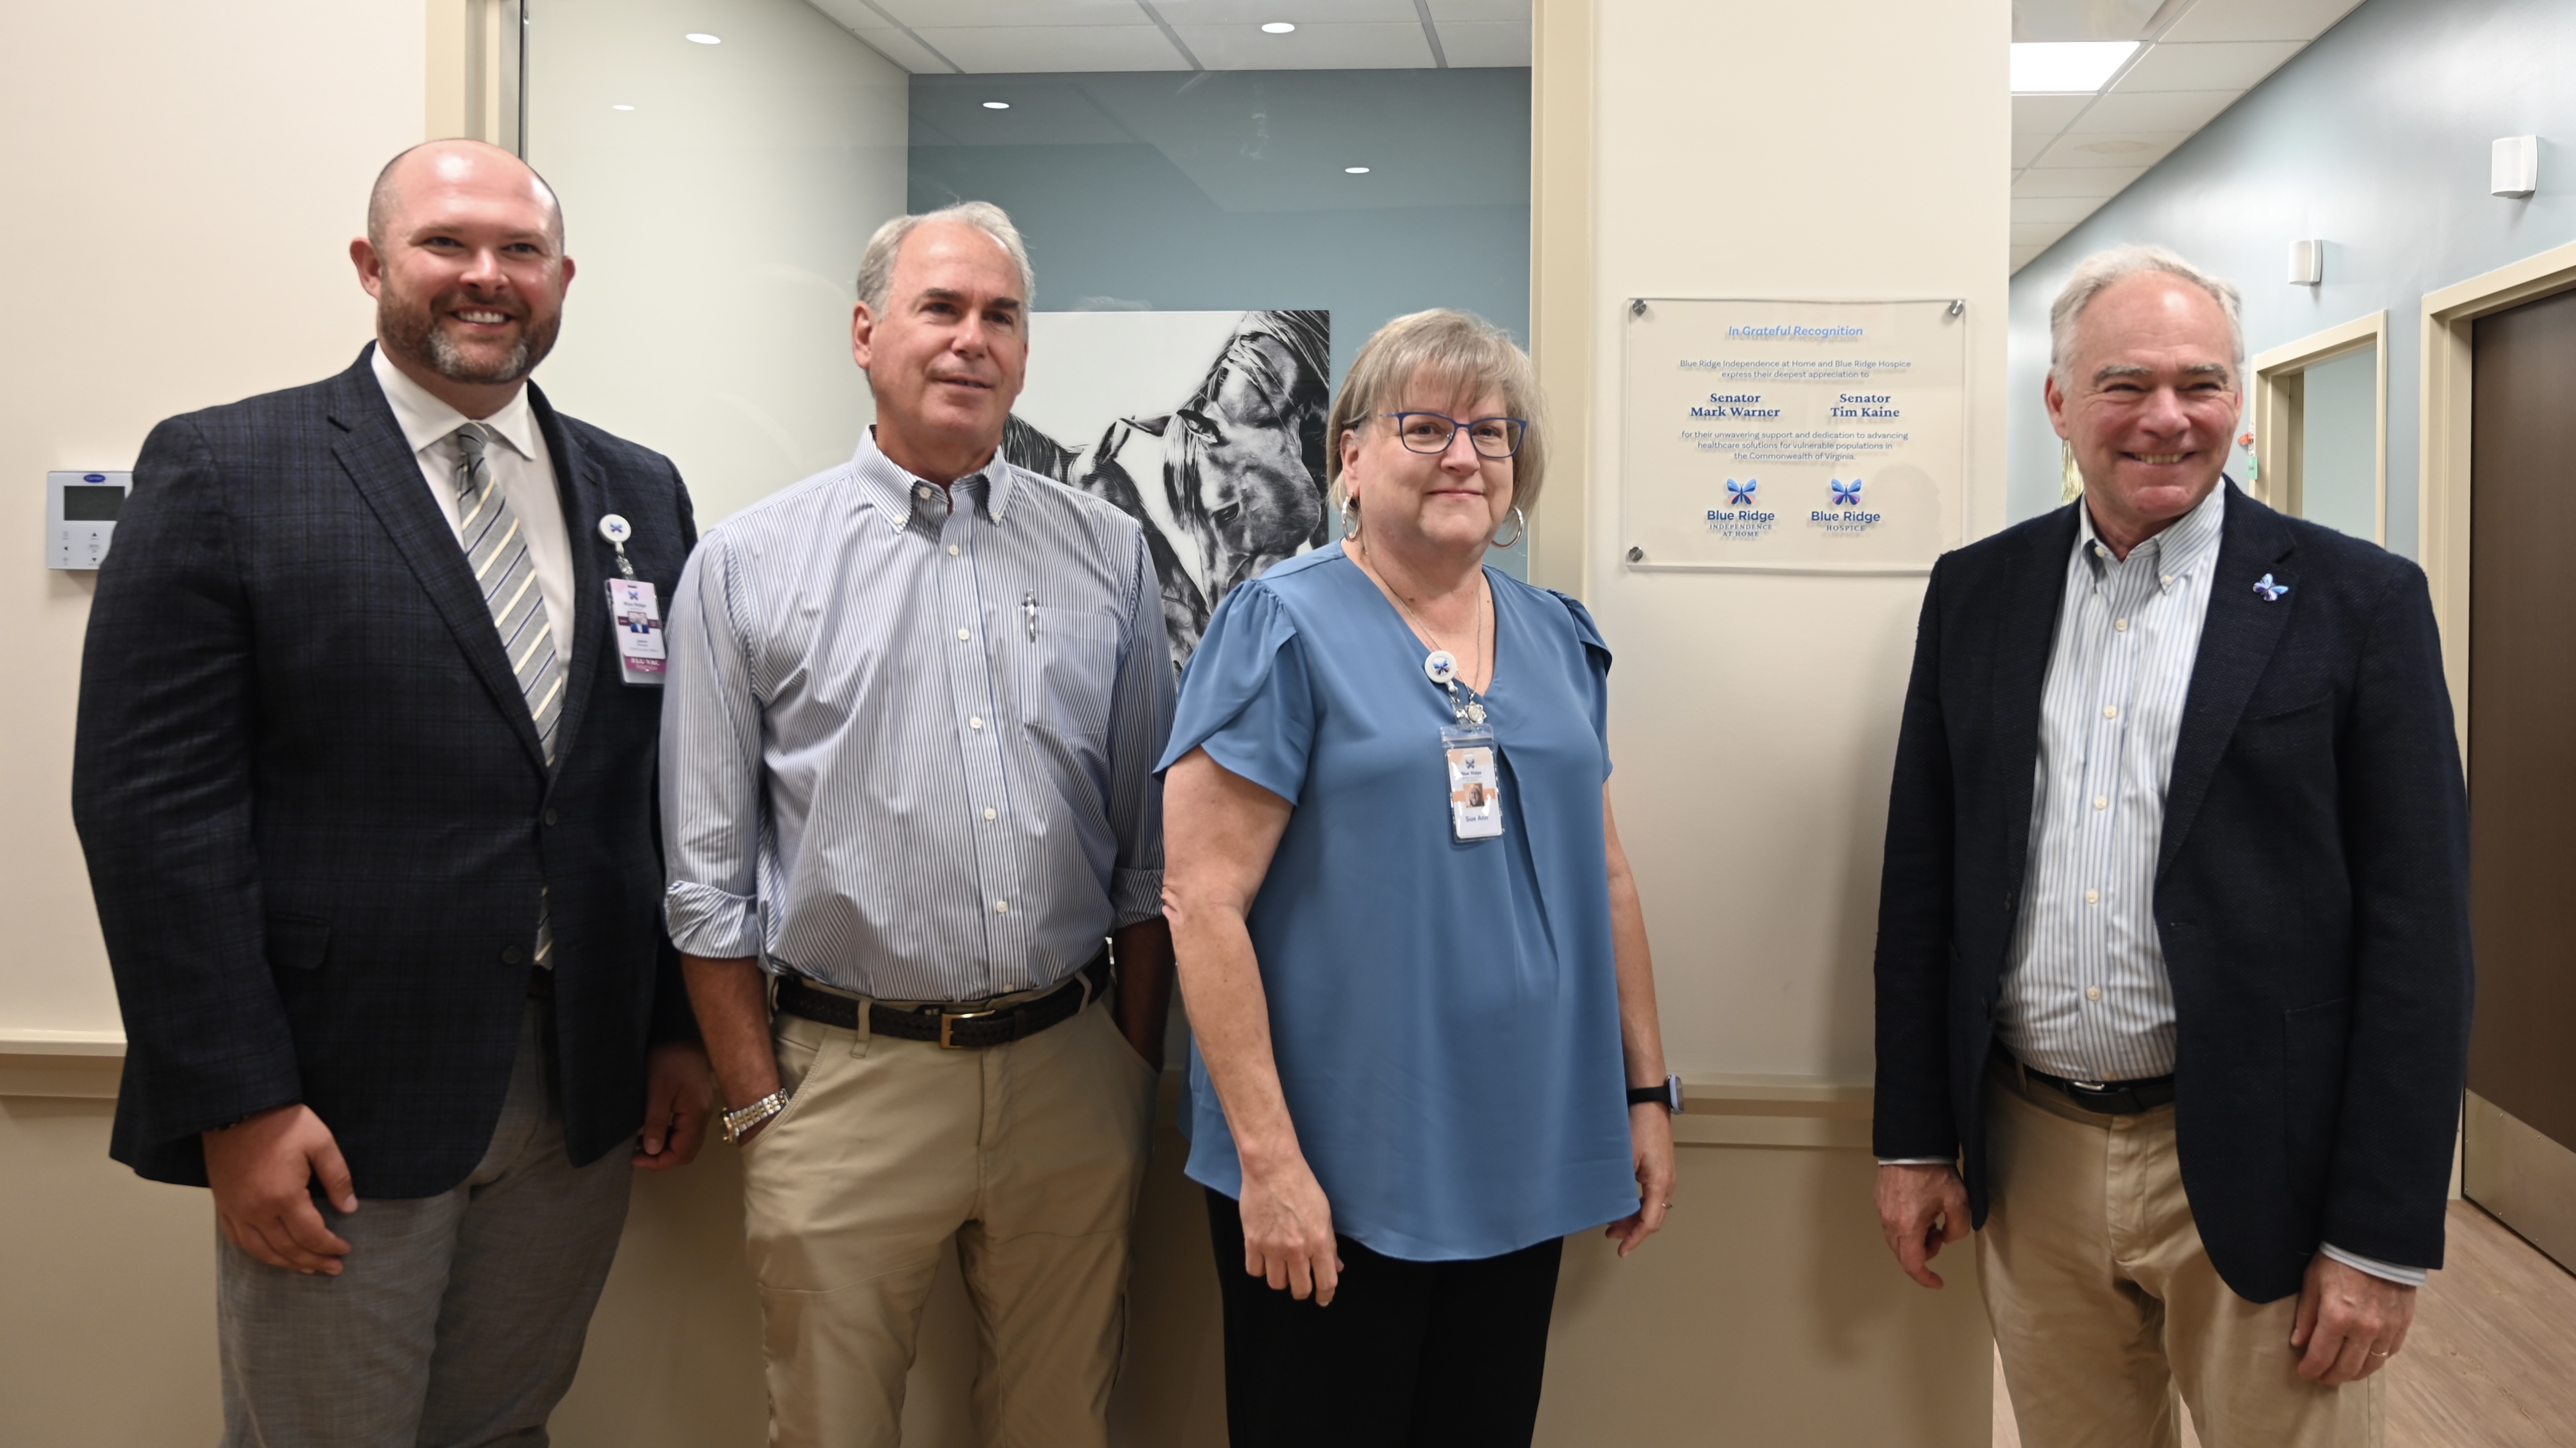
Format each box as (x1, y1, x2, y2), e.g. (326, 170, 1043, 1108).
(2465, 285, 2576, 1269)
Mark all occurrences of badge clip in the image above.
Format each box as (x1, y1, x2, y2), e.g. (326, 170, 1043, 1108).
(598, 513, 637, 580)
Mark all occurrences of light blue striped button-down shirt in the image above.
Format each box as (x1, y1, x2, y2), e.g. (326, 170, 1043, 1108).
(659, 430, 1173, 1002)
(1997, 482, 2224, 1084)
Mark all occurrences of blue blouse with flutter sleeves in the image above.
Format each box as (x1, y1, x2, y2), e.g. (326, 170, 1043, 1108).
(1156, 541, 1639, 1262)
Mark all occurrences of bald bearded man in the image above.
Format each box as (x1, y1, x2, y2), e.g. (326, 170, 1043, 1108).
(72, 140, 711, 1447)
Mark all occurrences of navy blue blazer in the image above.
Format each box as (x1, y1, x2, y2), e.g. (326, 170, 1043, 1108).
(73, 347, 700, 1196)
(1871, 483, 2473, 1302)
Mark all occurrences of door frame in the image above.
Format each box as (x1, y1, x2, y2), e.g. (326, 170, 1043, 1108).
(2422, 238, 2576, 1270)
(2422, 238, 2576, 737)
(2248, 311, 2386, 542)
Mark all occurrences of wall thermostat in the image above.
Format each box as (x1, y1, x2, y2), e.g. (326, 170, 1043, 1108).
(48, 471, 131, 570)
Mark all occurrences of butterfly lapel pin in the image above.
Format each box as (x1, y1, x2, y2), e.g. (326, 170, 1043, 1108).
(2252, 573, 2289, 602)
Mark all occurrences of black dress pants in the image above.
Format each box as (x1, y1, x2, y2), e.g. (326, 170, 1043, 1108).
(1205, 1187, 1564, 1448)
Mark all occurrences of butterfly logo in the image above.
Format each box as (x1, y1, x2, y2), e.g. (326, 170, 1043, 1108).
(1830, 478, 1864, 507)
(2252, 573, 2289, 602)
(1725, 478, 1758, 507)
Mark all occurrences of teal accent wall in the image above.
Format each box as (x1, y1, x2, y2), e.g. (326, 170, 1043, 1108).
(910, 67, 1534, 575)
(2007, 0, 2576, 559)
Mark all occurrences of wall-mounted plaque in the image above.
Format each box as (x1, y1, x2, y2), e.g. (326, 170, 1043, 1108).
(1620, 298, 1967, 573)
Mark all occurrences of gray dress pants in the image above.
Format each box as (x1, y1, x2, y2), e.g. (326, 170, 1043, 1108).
(215, 998, 633, 1448)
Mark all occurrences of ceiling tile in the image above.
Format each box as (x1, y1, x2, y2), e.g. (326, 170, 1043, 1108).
(804, 0, 897, 33)
(2013, 165, 2149, 198)
(2032, 129, 2189, 168)
(919, 24, 1190, 70)
(1151, 0, 1421, 20)
(2114, 40, 2303, 91)
(2158, 0, 2364, 44)
(1427, 0, 1530, 18)
(2012, 132, 2053, 167)
(840, 26, 953, 73)
(2066, 88, 2240, 132)
(2011, 0, 2162, 43)
(2013, 221, 2075, 247)
(2013, 93, 2092, 134)
(2013, 195, 2110, 223)
(872, 0, 1145, 26)
(1172, 20, 1435, 68)
(1436, 20, 1531, 66)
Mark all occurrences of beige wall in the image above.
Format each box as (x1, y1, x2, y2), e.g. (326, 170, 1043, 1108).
(0, 1, 422, 1436)
(3, 0, 2002, 1442)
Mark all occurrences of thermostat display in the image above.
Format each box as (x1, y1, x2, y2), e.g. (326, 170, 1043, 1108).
(48, 471, 131, 569)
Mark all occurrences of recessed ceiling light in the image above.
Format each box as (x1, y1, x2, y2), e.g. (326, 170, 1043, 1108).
(611, 103, 636, 111)
(1262, 21, 1296, 33)
(2009, 41, 2136, 94)
(983, 100, 1011, 110)
(2076, 138, 2154, 155)
(1344, 166, 1371, 174)
(685, 32, 721, 45)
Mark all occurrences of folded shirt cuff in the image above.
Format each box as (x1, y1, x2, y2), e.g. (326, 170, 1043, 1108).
(2320, 1243, 2428, 1287)
(663, 882, 762, 961)
(1110, 866, 1165, 929)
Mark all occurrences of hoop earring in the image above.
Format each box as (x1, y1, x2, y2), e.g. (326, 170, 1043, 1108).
(1490, 507, 1526, 549)
(1341, 499, 1361, 542)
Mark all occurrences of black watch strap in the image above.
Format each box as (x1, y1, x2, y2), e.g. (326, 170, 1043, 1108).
(1627, 1074, 1683, 1113)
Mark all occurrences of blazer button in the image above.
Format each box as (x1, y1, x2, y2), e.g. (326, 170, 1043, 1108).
(502, 945, 525, 965)
(543, 808, 559, 827)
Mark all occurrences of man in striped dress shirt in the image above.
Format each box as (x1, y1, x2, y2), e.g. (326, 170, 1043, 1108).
(1871, 246, 2472, 1446)
(662, 202, 1176, 1446)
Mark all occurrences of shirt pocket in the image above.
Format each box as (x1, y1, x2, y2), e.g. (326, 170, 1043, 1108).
(1019, 606, 1121, 738)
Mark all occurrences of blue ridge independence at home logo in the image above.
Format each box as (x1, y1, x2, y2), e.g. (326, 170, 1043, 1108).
(1813, 477, 1884, 533)
(1706, 478, 1777, 538)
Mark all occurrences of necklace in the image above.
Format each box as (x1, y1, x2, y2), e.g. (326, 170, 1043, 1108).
(1359, 535, 1487, 694)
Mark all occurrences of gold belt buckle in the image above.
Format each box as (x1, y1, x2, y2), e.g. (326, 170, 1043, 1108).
(939, 1008, 997, 1049)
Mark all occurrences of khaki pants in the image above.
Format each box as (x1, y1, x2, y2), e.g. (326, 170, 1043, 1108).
(742, 986, 1158, 1447)
(1977, 1064, 2381, 1448)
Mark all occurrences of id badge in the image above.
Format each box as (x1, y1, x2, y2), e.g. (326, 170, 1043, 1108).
(607, 579, 666, 686)
(1442, 724, 1504, 841)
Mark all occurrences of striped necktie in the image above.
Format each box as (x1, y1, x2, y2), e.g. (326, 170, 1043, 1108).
(453, 423, 566, 763)
(454, 422, 561, 972)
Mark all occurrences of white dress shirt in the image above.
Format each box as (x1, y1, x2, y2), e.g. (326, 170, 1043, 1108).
(370, 344, 576, 668)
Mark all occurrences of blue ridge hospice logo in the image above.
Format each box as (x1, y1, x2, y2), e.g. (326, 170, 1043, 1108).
(1706, 478, 1777, 538)
(1813, 477, 1884, 534)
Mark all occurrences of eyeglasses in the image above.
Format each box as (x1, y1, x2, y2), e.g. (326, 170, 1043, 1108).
(1382, 411, 1528, 459)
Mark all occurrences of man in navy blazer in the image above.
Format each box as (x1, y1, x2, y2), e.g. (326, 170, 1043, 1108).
(72, 140, 711, 1447)
(1870, 246, 2471, 1445)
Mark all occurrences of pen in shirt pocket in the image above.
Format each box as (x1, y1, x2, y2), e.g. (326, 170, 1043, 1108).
(1024, 591, 1038, 642)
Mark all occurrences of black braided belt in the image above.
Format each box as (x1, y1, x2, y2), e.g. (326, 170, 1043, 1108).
(776, 950, 1110, 1050)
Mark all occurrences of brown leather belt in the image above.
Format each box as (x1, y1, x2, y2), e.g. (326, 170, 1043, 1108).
(776, 952, 1112, 1050)
(1994, 1042, 2175, 1114)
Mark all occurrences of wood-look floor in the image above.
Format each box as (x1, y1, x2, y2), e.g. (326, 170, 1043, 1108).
(1994, 1200, 2576, 1447)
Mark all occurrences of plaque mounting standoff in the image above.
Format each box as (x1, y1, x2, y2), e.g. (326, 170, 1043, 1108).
(1630, 299, 1648, 318)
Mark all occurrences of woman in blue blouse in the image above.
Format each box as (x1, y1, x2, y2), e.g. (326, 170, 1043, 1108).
(1160, 310, 1677, 1446)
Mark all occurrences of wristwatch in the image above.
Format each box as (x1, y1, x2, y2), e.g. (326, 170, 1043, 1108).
(1627, 1074, 1683, 1114)
(721, 1090, 791, 1144)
